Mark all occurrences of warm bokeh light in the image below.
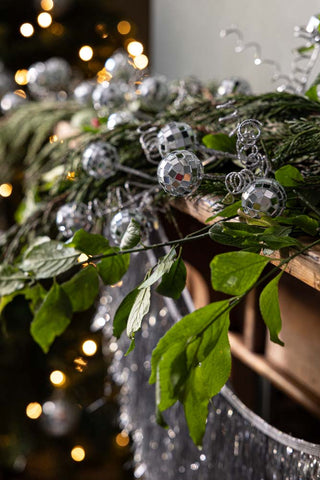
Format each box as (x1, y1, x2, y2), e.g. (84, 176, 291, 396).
(97, 67, 112, 84)
(50, 23, 65, 36)
(111, 280, 123, 288)
(117, 20, 131, 35)
(41, 0, 54, 11)
(14, 69, 28, 86)
(26, 402, 42, 419)
(115, 431, 130, 447)
(127, 41, 143, 57)
(66, 171, 75, 181)
(133, 54, 149, 70)
(71, 446, 86, 462)
(0, 183, 13, 198)
(20, 23, 34, 38)
(14, 89, 27, 98)
(79, 45, 93, 62)
(37, 12, 52, 28)
(49, 370, 66, 386)
(82, 340, 97, 356)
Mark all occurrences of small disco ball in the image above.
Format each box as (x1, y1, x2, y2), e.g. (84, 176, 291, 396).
(139, 76, 170, 112)
(107, 110, 135, 130)
(157, 122, 197, 157)
(27, 57, 71, 98)
(157, 150, 203, 196)
(105, 49, 135, 81)
(217, 77, 252, 97)
(74, 80, 96, 105)
(110, 209, 150, 245)
(56, 202, 92, 238)
(82, 141, 118, 178)
(241, 178, 287, 218)
(1, 91, 27, 113)
(40, 397, 80, 437)
(92, 81, 127, 116)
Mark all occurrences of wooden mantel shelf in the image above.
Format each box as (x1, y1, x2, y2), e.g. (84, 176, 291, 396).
(172, 197, 320, 292)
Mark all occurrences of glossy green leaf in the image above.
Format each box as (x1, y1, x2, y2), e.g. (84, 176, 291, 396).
(139, 249, 176, 289)
(0, 265, 27, 296)
(20, 241, 80, 279)
(125, 338, 136, 356)
(305, 85, 318, 102)
(259, 272, 284, 346)
(120, 218, 141, 250)
(24, 284, 47, 313)
(209, 222, 262, 251)
(126, 286, 151, 338)
(113, 288, 139, 338)
(61, 265, 99, 312)
(275, 165, 303, 187)
(70, 229, 110, 255)
(156, 257, 187, 299)
(202, 133, 236, 153)
(205, 201, 241, 223)
(157, 343, 187, 411)
(30, 282, 73, 353)
(277, 215, 319, 236)
(211, 251, 269, 295)
(97, 250, 130, 285)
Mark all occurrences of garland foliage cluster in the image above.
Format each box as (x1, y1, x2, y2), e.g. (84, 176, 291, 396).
(0, 84, 320, 446)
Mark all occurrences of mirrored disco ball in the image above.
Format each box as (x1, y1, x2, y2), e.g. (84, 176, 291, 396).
(40, 397, 80, 437)
(157, 150, 203, 196)
(56, 202, 92, 238)
(157, 122, 197, 157)
(92, 81, 127, 115)
(1, 91, 27, 113)
(241, 178, 287, 218)
(74, 80, 96, 105)
(27, 57, 71, 98)
(82, 141, 118, 178)
(217, 77, 252, 97)
(110, 209, 151, 245)
(107, 110, 135, 130)
(105, 49, 135, 81)
(139, 76, 170, 112)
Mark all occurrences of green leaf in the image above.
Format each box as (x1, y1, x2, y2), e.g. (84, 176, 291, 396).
(277, 215, 319, 236)
(139, 249, 176, 289)
(209, 222, 262, 251)
(305, 85, 319, 102)
(150, 300, 230, 384)
(275, 165, 304, 187)
(205, 200, 241, 223)
(97, 250, 130, 285)
(61, 265, 99, 312)
(156, 257, 187, 299)
(125, 338, 136, 356)
(24, 284, 47, 313)
(211, 251, 269, 295)
(113, 288, 139, 338)
(259, 272, 284, 346)
(30, 283, 73, 353)
(69, 229, 110, 255)
(182, 314, 231, 446)
(120, 219, 141, 250)
(0, 265, 27, 296)
(126, 286, 151, 338)
(20, 241, 80, 279)
(202, 133, 236, 153)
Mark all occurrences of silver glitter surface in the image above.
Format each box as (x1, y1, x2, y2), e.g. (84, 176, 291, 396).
(157, 122, 197, 157)
(217, 77, 252, 97)
(56, 202, 92, 238)
(139, 76, 170, 112)
(157, 150, 203, 196)
(241, 178, 287, 218)
(82, 141, 118, 178)
(27, 57, 71, 98)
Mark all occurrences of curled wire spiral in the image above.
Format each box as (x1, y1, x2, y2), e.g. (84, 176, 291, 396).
(225, 169, 255, 194)
(138, 123, 161, 165)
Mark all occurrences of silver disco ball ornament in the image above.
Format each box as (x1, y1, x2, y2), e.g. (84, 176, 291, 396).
(157, 150, 203, 196)
(27, 57, 71, 98)
(74, 80, 96, 105)
(40, 397, 80, 437)
(241, 178, 287, 218)
(1, 91, 27, 113)
(56, 202, 92, 238)
(157, 122, 197, 157)
(82, 141, 118, 178)
(92, 81, 127, 116)
(105, 50, 135, 81)
(110, 209, 150, 245)
(217, 77, 252, 97)
(139, 76, 170, 112)
(107, 110, 135, 130)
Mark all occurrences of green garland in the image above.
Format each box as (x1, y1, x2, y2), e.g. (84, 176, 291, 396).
(0, 89, 320, 446)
